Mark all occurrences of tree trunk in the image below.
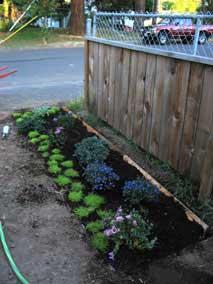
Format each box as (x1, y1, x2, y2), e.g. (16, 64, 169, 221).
(70, 0, 85, 36)
(153, 0, 160, 13)
(135, 0, 146, 12)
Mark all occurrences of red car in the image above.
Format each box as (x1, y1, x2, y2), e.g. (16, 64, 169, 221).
(141, 18, 213, 45)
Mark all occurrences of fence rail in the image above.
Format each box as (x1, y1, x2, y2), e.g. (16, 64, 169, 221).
(86, 12, 213, 63)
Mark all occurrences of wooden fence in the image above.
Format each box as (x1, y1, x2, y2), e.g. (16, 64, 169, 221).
(85, 40, 213, 199)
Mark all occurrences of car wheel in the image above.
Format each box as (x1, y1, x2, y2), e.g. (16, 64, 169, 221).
(158, 31, 169, 45)
(198, 32, 207, 44)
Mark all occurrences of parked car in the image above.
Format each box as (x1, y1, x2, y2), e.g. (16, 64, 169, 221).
(141, 18, 213, 45)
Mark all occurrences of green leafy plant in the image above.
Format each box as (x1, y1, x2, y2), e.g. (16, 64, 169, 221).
(84, 194, 105, 209)
(55, 175, 71, 186)
(12, 112, 22, 119)
(97, 209, 114, 220)
(38, 145, 49, 152)
(61, 160, 73, 168)
(71, 182, 85, 192)
(48, 160, 58, 167)
(66, 96, 84, 113)
(64, 169, 79, 178)
(29, 138, 40, 145)
(22, 112, 32, 119)
(28, 131, 39, 139)
(16, 118, 24, 124)
(91, 232, 109, 253)
(50, 154, 65, 161)
(74, 136, 109, 165)
(39, 134, 49, 141)
(48, 165, 61, 175)
(39, 139, 51, 147)
(42, 152, 49, 158)
(52, 148, 61, 154)
(68, 191, 84, 203)
(16, 114, 46, 134)
(74, 206, 95, 219)
(104, 208, 157, 257)
(47, 106, 60, 115)
(86, 220, 103, 234)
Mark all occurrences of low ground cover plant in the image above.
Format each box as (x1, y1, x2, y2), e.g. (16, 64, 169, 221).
(64, 169, 79, 178)
(74, 206, 95, 219)
(86, 220, 104, 234)
(68, 191, 84, 203)
(84, 194, 105, 209)
(55, 175, 71, 186)
(71, 182, 85, 192)
(74, 136, 110, 165)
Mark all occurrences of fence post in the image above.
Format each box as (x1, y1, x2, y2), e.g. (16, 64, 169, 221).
(86, 18, 92, 36)
(93, 13, 97, 37)
(193, 17, 202, 56)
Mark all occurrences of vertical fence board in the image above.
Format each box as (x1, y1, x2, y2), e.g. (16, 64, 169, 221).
(178, 63, 204, 176)
(140, 54, 156, 150)
(132, 52, 147, 145)
(102, 45, 111, 122)
(88, 41, 95, 111)
(120, 49, 131, 136)
(97, 45, 105, 119)
(191, 66, 213, 182)
(126, 51, 138, 139)
(93, 42, 99, 115)
(108, 46, 117, 126)
(166, 60, 191, 169)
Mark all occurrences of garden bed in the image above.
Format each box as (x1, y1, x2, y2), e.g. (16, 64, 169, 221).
(13, 106, 209, 280)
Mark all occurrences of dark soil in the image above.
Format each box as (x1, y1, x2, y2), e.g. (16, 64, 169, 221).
(38, 112, 205, 280)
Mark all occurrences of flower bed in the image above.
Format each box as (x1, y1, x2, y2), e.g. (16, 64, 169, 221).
(13, 106, 208, 277)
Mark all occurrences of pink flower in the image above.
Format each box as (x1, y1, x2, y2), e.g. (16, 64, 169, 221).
(55, 127, 64, 135)
(116, 216, 124, 222)
(104, 229, 113, 237)
(111, 225, 120, 235)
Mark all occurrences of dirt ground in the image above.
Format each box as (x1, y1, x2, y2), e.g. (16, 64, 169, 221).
(0, 116, 139, 284)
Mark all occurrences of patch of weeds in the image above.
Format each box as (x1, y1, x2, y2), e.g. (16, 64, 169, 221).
(61, 160, 74, 168)
(48, 165, 61, 175)
(42, 152, 49, 158)
(52, 148, 61, 154)
(97, 209, 114, 220)
(38, 145, 49, 152)
(91, 232, 109, 253)
(50, 154, 65, 161)
(68, 191, 84, 203)
(74, 206, 95, 219)
(84, 194, 105, 209)
(86, 220, 103, 234)
(74, 136, 109, 165)
(64, 169, 79, 178)
(71, 182, 85, 192)
(28, 131, 39, 139)
(66, 97, 84, 113)
(55, 175, 71, 186)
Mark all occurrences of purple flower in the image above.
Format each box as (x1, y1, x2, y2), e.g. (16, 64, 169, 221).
(108, 251, 115, 261)
(125, 215, 132, 220)
(104, 229, 113, 237)
(116, 216, 124, 222)
(55, 127, 64, 135)
(115, 206, 122, 218)
(53, 117, 58, 122)
(111, 225, 120, 235)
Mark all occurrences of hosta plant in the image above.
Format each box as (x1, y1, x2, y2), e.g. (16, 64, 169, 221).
(74, 136, 109, 165)
(83, 162, 119, 191)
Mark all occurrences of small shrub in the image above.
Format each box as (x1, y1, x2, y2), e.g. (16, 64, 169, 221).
(104, 207, 157, 256)
(84, 162, 119, 191)
(68, 191, 84, 203)
(12, 112, 22, 119)
(37, 145, 49, 152)
(50, 154, 65, 161)
(86, 220, 103, 234)
(48, 160, 58, 167)
(55, 175, 71, 186)
(91, 232, 109, 253)
(39, 134, 49, 141)
(97, 209, 114, 220)
(74, 206, 95, 219)
(52, 148, 61, 154)
(47, 106, 60, 115)
(64, 169, 79, 178)
(42, 152, 49, 158)
(48, 165, 61, 175)
(123, 179, 160, 205)
(74, 136, 109, 165)
(29, 138, 40, 145)
(28, 131, 39, 139)
(84, 194, 105, 209)
(61, 160, 73, 168)
(71, 182, 85, 192)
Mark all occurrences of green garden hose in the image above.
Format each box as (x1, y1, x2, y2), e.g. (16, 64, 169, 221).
(0, 222, 29, 284)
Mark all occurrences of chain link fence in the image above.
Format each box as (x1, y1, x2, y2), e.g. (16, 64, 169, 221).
(86, 12, 213, 60)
